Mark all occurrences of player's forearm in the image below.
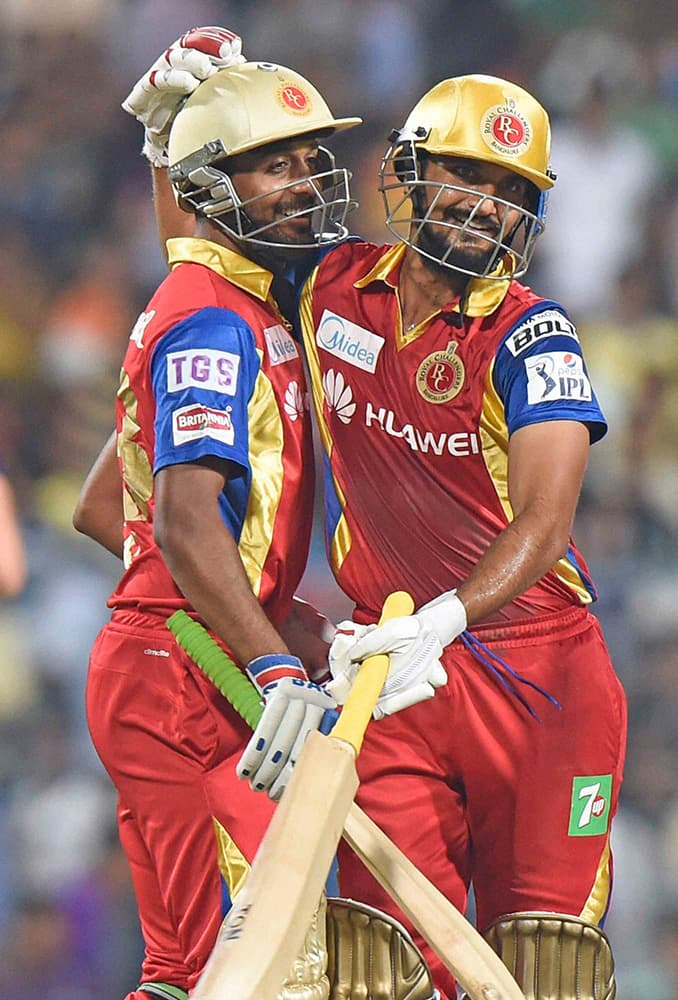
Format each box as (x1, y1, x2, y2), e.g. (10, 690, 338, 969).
(456, 503, 570, 626)
(152, 166, 195, 259)
(156, 512, 290, 665)
(0, 477, 27, 596)
(73, 431, 124, 558)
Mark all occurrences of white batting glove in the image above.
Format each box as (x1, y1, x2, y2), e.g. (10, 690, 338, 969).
(327, 592, 466, 720)
(236, 655, 338, 802)
(122, 26, 246, 167)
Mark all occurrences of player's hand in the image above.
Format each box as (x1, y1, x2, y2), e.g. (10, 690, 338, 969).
(123, 26, 246, 167)
(278, 596, 335, 685)
(327, 592, 466, 719)
(327, 619, 446, 718)
(236, 655, 338, 801)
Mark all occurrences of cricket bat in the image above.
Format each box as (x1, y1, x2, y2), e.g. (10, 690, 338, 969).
(168, 608, 526, 1000)
(187, 590, 414, 1000)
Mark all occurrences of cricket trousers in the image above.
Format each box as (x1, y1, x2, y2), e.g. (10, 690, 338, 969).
(86, 610, 275, 995)
(337, 607, 628, 1000)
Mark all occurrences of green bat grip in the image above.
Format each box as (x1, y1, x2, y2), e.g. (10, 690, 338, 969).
(166, 610, 264, 729)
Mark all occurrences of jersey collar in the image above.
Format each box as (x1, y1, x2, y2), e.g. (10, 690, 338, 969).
(354, 242, 513, 317)
(166, 237, 274, 302)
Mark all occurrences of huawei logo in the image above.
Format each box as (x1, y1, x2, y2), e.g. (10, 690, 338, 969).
(322, 369, 356, 424)
(284, 380, 306, 420)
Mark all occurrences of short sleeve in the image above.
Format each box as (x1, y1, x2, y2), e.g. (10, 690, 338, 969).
(150, 306, 261, 474)
(493, 304, 607, 443)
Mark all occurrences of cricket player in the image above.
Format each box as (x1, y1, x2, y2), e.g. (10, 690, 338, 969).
(78, 40, 360, 999)
(77, 34, 439, 1000)
(82, 27, 625, 1000)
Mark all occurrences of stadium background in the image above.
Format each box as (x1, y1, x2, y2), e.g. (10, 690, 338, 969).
(0, 0, 677, 995)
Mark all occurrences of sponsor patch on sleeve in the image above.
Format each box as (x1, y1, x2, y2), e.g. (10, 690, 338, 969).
(172, 403, 235, 446)
(505, 309, 579, 356)
(166, 348, 240, 394)
(525, 352, 592, 404)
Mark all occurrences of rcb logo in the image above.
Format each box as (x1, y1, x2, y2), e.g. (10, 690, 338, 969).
(416, 340, 465, 404)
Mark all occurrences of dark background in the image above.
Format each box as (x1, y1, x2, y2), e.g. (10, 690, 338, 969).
(0, 1, 676, 996)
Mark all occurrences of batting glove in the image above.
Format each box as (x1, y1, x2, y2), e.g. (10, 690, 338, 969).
(236, 654, 338, 802)
(122, 26, 246, 167)
(327, 592, 466, 719)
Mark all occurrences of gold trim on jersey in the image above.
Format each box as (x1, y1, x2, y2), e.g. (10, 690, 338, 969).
(480, 359, 592, 604)
(212, 817, 250, 902)
(479, 359, 513, 521)
(166, 237, 274, 301)
(579, 837, 611, 924)
(237, 353, 286, 597)
(117, 369, 154, 542)
(353, 242, 514, 350)
(298, 266, 352, 570)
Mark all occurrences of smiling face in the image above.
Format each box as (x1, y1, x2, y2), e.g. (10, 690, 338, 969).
(227, 137, 332, 245)
(414, 155, 532, 274)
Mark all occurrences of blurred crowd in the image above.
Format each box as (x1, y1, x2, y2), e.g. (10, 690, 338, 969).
(0, 0, 677, 996)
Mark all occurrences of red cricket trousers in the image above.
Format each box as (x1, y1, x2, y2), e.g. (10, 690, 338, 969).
(87, 610, 275, 995)
(337, 607, 627, 1000)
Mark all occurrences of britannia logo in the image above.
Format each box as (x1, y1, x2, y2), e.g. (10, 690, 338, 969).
(481, 101, 532, 157)
(322, 369, 356, 424)
(416, 341, 465, 404)
(278, 83, 311, 115)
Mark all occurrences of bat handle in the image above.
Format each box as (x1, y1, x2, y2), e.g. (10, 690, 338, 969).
(331, 590, 414, 755)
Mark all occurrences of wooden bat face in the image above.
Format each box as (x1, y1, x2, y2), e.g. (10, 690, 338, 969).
(192, 591, 413, 1000)
(169, 599, 525, 1000)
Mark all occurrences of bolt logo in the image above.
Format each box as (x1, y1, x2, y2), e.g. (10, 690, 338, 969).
(568, 775, 612, 836)
(279, 83, 311, 115)
(481, 102, 532, 157)
(416, 340, 465, 404)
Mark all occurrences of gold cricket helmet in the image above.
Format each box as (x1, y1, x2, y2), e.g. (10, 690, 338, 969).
(380, 74, 556, 279)
(168, 62, 362, 248)
(405, 74, 553, 191)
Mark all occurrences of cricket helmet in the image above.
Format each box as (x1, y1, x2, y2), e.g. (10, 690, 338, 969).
(380, 74, 556, 279)
(168, 61, 362, 248)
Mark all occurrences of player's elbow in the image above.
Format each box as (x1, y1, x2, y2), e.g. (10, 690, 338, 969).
(0, 563, 27, 598)
(543, 522, 572, 567)
(72, 494, 93, 537)
(153, 498, 195, 560)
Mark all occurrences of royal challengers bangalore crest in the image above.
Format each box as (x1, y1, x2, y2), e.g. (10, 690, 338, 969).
(416, 340, 465, 404)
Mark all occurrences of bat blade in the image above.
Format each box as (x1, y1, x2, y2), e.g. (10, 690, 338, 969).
(193, 731, 357, 999)
(191, 591, 413, 1000)
(343, 805, 526, 1000)
(169, 606, 526, 1000)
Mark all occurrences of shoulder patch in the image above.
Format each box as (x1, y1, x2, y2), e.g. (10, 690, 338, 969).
(525, 352, 592, 404)
(166, 348, 240, 395)
(505, 309, 579, 357)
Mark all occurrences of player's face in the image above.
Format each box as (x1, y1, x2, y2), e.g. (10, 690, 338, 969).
(416, 155, 530, 272)
(229, 139, 329, 245)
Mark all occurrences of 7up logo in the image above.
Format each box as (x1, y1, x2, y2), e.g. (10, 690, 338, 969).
(569, 775, 612, 836)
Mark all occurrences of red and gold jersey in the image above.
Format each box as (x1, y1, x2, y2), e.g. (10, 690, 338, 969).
(110, 237, 313, 625)
(300, 241, 606, 626)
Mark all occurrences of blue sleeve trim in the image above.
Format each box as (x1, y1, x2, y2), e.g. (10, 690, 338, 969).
(150, 307, 260, 475)
(493, 302, 607, 442)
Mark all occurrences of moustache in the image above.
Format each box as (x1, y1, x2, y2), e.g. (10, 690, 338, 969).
(442, 209, 500, 238)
